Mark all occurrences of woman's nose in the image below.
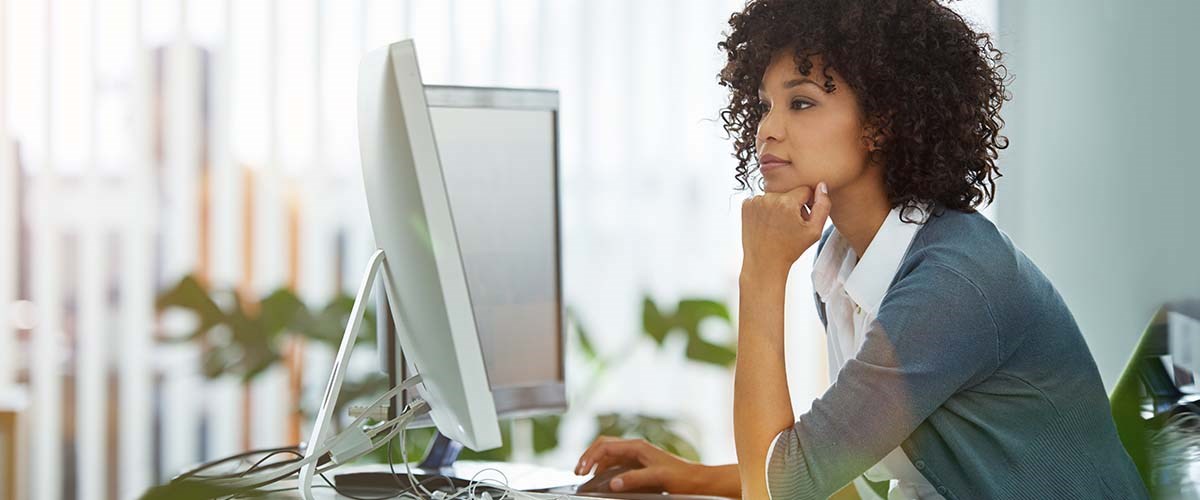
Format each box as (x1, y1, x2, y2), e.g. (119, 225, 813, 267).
(756, 109, 782, 145)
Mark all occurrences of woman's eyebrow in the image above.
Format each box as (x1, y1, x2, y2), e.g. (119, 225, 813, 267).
(783, 78, 819, 89)
(758, 77, 821, 93)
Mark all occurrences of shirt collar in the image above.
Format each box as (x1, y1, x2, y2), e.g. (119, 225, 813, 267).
(811, 228, 848, 301)
(813, 204, 929, 315)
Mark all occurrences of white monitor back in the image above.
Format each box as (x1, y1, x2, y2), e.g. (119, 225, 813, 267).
(356, 40, 501, 451)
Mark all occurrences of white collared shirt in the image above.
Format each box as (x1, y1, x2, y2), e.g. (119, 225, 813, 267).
(768, 202, 945, 498)
(810, 204, 944, 500)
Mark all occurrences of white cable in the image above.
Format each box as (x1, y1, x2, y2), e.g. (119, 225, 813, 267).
(195, 374, 423, 489)
(203, 401, 421, 496)
(208, 391, 413, 489)
(387, 411, 573, 500)
(215, 396, 417, 490)
(315, 400, 427, 475)
(188, 382, 578, 500)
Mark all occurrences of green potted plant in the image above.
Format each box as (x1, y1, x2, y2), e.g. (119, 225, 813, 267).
(157, 275, 737, 464)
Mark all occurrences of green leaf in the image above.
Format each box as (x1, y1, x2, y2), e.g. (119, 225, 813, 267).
(156, 275, 226, 340)
(631, 414, 699, 461)
(645, 429, 700, 462)
(259, 289, 309, 338)
(239, 347, 281, 382)
(568, 308, 598, 361)
(596, 413, 631, 437)
(458, 421, 513, 461)
(531, 415, 562, 454)
(223, 305, 282, 382)
(294, 294, 378, 346)
(592, 413, 702, 462)
(368, 426, 437, 464)
(642, 297, 673, 345)
(201, 349, 228, 379)
(684, 336, 737, 368)
(674, 300, 733, 346)
(153, 275, 390, 390)
(675, 299, 732, 326)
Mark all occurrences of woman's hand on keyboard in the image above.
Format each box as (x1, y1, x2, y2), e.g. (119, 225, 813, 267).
(573, 437, 737, 496)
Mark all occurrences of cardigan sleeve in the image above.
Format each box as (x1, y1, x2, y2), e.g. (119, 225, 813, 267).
(766, 263, 1001, 499)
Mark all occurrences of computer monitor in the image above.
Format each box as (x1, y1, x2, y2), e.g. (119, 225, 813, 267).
(379, 84, 566, 431)
(301, 40, 564, 498)
(360, 38, 566, 445)
(355, 39, 505, 452)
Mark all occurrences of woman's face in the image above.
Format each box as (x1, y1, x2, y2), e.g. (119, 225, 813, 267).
(755, 52, 876, 194)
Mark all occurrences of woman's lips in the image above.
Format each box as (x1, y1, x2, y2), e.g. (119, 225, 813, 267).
(760, 161, 791, 174)
(758, 153, 790, 174)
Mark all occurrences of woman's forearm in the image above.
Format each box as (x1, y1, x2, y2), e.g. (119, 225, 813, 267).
(696, 463, 743, 498)
(733, 266, 795, 499)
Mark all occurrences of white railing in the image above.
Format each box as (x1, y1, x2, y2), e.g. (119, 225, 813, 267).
(17, 169, 368, 500)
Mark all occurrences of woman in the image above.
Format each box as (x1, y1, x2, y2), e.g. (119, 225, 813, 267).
(574, 0, 1148, 499)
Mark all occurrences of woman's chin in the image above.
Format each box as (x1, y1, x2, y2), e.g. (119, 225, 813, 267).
(762, 177, 808, 194)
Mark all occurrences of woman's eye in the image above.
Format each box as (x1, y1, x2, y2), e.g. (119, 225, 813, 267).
(790, 99, 813, 110)
(757, 102, 770, 114)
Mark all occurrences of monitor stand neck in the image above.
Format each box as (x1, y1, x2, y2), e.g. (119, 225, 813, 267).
(418, 431, 465, 470)
(377, 265, 466, 471)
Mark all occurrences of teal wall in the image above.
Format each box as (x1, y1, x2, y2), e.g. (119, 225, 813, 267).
(995, 1, 1200, 389)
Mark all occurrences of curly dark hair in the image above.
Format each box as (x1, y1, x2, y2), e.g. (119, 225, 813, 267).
(717, 0, 1011, 215)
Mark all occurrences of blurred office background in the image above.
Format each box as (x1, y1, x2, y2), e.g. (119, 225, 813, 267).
(1, 0, 1196, 499)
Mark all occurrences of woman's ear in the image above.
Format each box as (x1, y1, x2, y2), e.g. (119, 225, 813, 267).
(862, 116, 890, 152)
(860, 128, 882, 152)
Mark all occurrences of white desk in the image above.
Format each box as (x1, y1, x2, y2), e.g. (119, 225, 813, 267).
(236, 461, 732, 500)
